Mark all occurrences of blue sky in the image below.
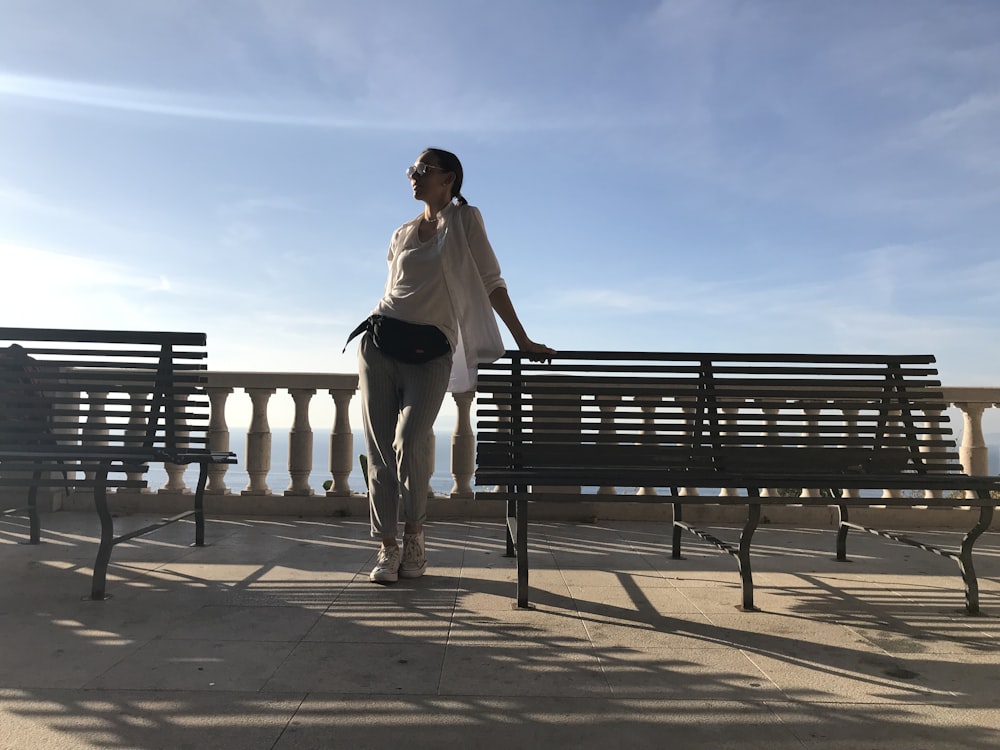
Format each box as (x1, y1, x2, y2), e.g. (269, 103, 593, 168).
(2, 1, 999, 429)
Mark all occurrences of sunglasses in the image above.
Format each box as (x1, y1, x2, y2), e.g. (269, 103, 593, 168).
(406, 163, 446, 179)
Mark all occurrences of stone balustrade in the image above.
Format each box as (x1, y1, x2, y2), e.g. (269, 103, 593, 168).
(70, 373, 1000, 502)
(941, 387, 1000, 494)
(201, 372, 359, 498)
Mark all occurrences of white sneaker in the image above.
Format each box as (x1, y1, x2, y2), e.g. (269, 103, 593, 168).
(369, 545, 401, 583)
(399, 531, 427, 579)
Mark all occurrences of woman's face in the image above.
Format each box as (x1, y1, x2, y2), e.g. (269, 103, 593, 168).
(409, 156, 453, 206)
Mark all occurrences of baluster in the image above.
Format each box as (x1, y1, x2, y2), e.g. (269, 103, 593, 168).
(717, 405, 742, 498)
(327, 389, 354, 496)
(596, 395, 618, 496)
(678, 395, 700, 498)
(880, 409, 902, 502)
(122, 388, 149, 493)
(450, 391, 475, 498)
(83, 391, 109, 482)
(285, 388, 315, 496)
(41, 388, 80, 510)
(840, 407, 860, 500)
(533, 391, 581, 495)
(486, 399, 511, 494)
(636, 397, 659, 497)
(162, 391, 190, 492)
(242, 387, 275, 495)
(762, 404, 783, 498)
(955, 401, 988, 501)
(206, 387, 233, 494)
(800, 405, 822, 500)
(667, 393, 700, 498)
(920, 405, 944, 501)
(956, 402, 988, 476)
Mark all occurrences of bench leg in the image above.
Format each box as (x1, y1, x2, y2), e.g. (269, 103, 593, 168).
(504, 498, 516, 558)
(671, 499, 684, 559)
(193, 462, 208, 547)
(959, 504, 993, 616)
(835, 505, 850, 561)
(514, 498, 531, 609)
(739, 500, 761, 612)
(27, 470, 42, 545)
(90, 467, 113, 601)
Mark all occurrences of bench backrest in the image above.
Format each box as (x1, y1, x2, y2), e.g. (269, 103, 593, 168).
(476, 351, 963, 479)
(0, 328, 213, 459)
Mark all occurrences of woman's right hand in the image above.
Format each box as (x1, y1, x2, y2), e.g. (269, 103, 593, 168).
(520, 340, 557, 363)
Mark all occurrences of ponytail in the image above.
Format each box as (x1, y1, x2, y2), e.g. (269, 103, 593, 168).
(454, 192, 468, 206)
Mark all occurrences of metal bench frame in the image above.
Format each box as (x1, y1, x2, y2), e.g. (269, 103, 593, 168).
(474, 351, 1000, 614)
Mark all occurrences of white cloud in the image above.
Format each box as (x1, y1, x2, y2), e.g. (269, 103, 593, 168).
(0, 242, 174, 327)
(0, 72, 375, 129)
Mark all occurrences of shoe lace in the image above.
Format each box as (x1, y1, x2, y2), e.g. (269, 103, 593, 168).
(402, 534, 424, 564)
(377, 546, 398, 567)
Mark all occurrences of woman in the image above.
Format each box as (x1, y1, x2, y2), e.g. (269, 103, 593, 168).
(355, 147, 555, 584)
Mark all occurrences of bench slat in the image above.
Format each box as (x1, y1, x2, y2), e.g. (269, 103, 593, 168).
(16, 347, 207, 358)
(477, 350, 937, 364)
(0, 328, 207, 346)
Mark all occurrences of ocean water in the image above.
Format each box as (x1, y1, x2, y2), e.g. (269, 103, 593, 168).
(142, 428, 1000, 496)
(146, 429, 456, 495)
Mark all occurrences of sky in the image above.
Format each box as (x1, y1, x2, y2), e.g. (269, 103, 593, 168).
(1, 0, 999, 430)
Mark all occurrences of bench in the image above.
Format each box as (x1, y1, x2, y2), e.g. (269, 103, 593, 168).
(0, 327, 237, 599)
(474, 351, 1000, 614)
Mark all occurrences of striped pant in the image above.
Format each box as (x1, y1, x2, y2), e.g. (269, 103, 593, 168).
(357, 334, 453, 539)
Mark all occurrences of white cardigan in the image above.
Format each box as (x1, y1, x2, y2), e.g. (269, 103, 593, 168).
(376, 203, 506, 393)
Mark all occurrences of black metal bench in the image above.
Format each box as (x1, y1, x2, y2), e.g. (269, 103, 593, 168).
(0, 327, 237, 599)
(474, 351, 1000, 614)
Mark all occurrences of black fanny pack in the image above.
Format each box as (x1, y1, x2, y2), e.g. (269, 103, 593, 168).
(344, 315, 451, 364)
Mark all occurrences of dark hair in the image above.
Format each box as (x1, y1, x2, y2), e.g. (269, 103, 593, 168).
(421, 147, 468, 206)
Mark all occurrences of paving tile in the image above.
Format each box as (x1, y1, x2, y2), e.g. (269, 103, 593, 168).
(275, 695, 801, 750)
(877, 651, 1000, 706)
(569, 583, 708, 617)
(743, 643, 962, 704)
(160, 604, 323, 642)
(439, 642, 611, 697)
(596, 646, 782, 700)
(84, 640, 295, 692)
(768, 700, 1000, 749)
(848, 620, 1000, 655)
(262, 640, 447, 694)
(558, 567, 675, 588)
(448, 605, 594, 647)
(456, 567, 575, 610)
(0, 688, 303, 750)
(671, 582, 765, 613)
(274, 696, 807, 749)
(305, 604, 455, 644)
(703, 610, 875, 649)
(581, 614, 723, 649)
(150, 561, 283, 587)
(0, 616, 152, 689)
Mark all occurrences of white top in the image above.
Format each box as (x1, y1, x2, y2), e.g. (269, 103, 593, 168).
(373, 203, 507, 392)
(375, 231, 456, 345)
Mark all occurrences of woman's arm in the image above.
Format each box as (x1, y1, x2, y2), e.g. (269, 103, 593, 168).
(489, 287, 556, 362)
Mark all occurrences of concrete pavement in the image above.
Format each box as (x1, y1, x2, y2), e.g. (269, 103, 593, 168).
(2, 511, 999, 749)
